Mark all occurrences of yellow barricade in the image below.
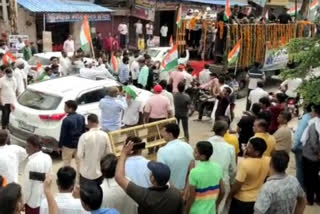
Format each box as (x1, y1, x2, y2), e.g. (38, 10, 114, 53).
(108, 118, 180, 156)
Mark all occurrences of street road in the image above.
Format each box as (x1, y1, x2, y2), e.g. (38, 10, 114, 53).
(17, 80, 320, 213)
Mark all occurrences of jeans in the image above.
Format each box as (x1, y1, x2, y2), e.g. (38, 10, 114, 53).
(302, 156, 320, 204)
(229, 198, 254, 214)
(294, 149, 304, 189)
(120, 34, 127, 49)
(176, 116, 189, 141)
(2, 104, 11, 129)
(198, 101, 214, 120)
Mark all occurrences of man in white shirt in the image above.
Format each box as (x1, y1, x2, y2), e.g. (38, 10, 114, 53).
(280, 78, 302, 98)
(16, 37, 25, 51)
(60, 51, 72, 76)
(208, 120, 236, 214)
(0, 130, 27, 183)
(122, 86, 143, 127)
(0, 68, 17, 129)
(24, 135, 52, 214)
(118, 22, 128, 49)
(160, 24, 169, 46)
(130, 52, 140, 86)
(124, 136, 152, 188)
(78, 114, 111, 186)
(40, 166, 89, 214)
(135, 20, 143, 36)
(14, 59, 27, 95)
(63, 35, 74, 55)
(199, 64, 211, 84)
(248, 81, 269, 110)
(159, 80, 175, 116)
(183, 67, 193, 90)
(146, 21, 154, 40)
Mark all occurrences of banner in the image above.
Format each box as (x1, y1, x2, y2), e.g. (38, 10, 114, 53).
(42, 31, 52, 52)
(262, 46, 288, 71)
(46, 13, 111, 23)
(8, 35, 29, 52)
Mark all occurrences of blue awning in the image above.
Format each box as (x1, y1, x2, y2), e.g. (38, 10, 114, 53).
(183, 0, 248, 6)
(17, 0, 113, 13)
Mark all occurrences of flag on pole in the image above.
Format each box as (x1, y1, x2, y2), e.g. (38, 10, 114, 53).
(228, 40, 241, 64)
(176, 6, 182, 28)
(111, 54, 118, 73)
(224, 0, 232, 21)
(169, 35, 173, 47)
(2, 52, 16, 66)
(161, 44, 178, 72)
(36, 62, 42, 71)
(80, 16, 92, 51)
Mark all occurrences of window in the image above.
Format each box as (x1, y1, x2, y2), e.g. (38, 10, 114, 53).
(0, 0, 9, 21)
(18, 90, 62, 110)
(77, 88, 108, 105)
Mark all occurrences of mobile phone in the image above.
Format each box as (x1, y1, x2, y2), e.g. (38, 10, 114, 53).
(29, 171, 46, 182)
(132, 142, 146, 151)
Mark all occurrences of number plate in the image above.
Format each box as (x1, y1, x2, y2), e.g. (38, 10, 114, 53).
(18, 121, 35, 133)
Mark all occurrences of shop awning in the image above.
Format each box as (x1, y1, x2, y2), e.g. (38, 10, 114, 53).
(17, 0, 113, 13)
(183, 0, 248, 6)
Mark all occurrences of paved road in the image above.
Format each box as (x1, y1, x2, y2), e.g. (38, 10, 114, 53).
(18, 81, 320, 213)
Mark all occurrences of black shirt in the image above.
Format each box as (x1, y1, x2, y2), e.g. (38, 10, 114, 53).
(174, 92, 191, 118)
(215, 96, 230, 118)
(237, 112, 255, 144)
(59, 112, 86, 148)
(127, 182, 183, 214)
(278, 13, 292, 24)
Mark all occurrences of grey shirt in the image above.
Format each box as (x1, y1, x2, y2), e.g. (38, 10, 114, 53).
(254, 174, 305, 214)
(174, 92, 191, 118)
(303, 123, 320, 161)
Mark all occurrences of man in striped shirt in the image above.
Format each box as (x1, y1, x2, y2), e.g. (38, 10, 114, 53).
(185, 141, 224, 214)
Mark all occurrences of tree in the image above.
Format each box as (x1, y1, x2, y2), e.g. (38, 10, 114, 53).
(299, 0, 310, 19)
(282, 19, 320, 105)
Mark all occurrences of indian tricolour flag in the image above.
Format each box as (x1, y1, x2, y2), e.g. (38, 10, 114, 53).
(161, 44, 178, 72)
(80, 15, 92, 51)
(228, 40, 241, 64)
(310, 0, 319, 10)
(176, 6, 182, 28)
(288, 0, 319, 16)
(224, 0, 232, 21)
(288, 5, 300, 16)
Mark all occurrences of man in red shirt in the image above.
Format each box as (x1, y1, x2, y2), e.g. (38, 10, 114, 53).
(269, 93, 287, 134)
(169, 64, 186, 93)
(104, 33, 114, 57)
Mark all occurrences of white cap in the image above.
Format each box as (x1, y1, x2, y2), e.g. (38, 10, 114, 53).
(194, 9, 199, 13)
(15, 58, 25, 66)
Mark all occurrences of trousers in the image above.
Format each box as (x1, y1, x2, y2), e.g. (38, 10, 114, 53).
(176, 116, 189, 141)
(2, 104, 11, 129)
(302, 156, 320, 204)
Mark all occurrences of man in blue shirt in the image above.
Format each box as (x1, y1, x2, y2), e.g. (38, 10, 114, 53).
(157, 123, 193, 191)
(59, 100, 86, 169)
(80, 183, 119, 214)
(292, 104, 312, 188)
(118, 56, 129, 84)
(99, 87, 127, 132)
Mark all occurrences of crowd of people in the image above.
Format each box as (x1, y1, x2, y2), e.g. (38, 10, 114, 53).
(0, 49, 319, 214)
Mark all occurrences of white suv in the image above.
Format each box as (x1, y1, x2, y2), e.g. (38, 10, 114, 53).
(9, 76, 151, 152)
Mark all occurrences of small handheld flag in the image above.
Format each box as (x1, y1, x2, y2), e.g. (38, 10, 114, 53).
(161, 44, 178, 72)
(228, 40, 241, 64)
(224, 0, 232, 21)
(2, 52, 16, 66)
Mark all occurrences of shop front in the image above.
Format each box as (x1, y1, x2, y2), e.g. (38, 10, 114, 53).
(17, 0, 112, 52)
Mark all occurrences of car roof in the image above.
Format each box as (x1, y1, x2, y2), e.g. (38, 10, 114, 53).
(27, 76, 119, 96)
(34, 52, 62, 59)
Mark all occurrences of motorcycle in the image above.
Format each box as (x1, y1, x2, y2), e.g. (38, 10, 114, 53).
(189, 87, 215, 118)
(287, 97, 299, 117)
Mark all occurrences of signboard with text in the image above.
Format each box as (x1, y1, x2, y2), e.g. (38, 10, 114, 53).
(131, 6, 155, 21)
(8, 35, 29, 52)
(46, 13, 111, 23)
(42, 31, 52, 52)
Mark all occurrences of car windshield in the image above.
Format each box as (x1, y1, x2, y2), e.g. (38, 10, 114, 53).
(147, 49, 160, 58)
(28, 56, 51, 66)
(18, 89, 62, 110)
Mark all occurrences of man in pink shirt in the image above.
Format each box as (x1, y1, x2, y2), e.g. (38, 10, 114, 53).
(144, 85, 173, 123)
(170, 64, 186, 93)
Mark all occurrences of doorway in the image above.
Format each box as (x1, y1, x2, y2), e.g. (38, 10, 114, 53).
(156, 10, 175, 46)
